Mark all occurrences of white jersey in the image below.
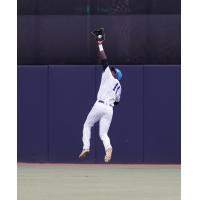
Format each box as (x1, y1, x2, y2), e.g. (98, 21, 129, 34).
(97, 66, 122, 107)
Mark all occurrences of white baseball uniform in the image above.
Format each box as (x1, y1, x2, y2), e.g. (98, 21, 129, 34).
(82, 66, 122, 151)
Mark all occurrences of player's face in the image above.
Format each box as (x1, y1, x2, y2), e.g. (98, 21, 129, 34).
(111, 70, 117, 79)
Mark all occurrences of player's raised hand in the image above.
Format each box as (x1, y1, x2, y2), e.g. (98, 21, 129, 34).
(91, 28, 105, 42)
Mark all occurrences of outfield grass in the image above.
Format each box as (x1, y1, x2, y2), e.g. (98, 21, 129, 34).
(18, 163, 180, 200)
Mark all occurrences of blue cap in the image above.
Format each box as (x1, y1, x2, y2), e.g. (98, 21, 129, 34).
(115, 68, 122, 81)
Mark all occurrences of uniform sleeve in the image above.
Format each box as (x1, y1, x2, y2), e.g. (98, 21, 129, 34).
(115, 86, 121, 103)
(103, 65, 113, 81)
(101, 59, 109, 71)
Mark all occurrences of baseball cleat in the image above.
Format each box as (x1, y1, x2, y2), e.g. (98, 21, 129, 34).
(79, 149, 90, 160)
(104, 148, 113, 163)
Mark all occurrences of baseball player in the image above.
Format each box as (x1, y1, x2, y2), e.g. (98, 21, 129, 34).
(79, 28, 122, 163)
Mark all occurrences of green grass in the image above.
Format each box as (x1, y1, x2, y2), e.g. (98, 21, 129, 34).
(18, 164, 180, 200)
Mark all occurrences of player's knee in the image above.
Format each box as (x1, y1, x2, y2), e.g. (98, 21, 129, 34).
(100, 134, 108, 141)
(83, 122, 92, 129)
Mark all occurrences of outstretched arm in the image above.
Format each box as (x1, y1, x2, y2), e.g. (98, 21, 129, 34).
(97, 41, 109, 71)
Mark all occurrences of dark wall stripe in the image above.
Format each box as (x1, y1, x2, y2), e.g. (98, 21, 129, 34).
(17, 15, 180, 65)
(18, 0, 181, 15)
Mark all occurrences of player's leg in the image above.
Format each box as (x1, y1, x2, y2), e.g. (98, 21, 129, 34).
(79, 103, 101, 159)
(99, 108, 113, 162)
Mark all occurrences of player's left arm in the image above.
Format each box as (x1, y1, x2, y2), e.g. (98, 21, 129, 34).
(97, 41, 110, 71)
(114, 85, 122, 105)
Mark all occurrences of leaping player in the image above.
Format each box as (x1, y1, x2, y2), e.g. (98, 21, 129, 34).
(79, 28, 122, 163)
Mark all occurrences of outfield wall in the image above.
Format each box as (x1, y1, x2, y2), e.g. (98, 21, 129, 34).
(17, 65, 181, 163)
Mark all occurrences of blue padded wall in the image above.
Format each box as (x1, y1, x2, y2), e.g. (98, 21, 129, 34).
(143, 65, 181, 163)
(17, 65, 181, 163)
(48, 66, 96, 162)
(17, 66, 49, 162)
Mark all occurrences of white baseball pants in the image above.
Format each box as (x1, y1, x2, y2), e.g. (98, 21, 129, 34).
(82, 101, 113, 151)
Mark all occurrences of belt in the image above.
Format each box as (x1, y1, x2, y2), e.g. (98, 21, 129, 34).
(98, 100, 113, 107)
